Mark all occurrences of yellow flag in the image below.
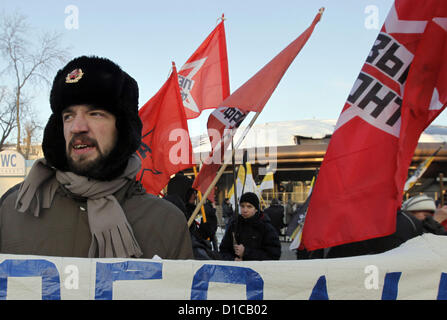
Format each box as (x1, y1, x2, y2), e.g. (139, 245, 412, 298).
(228, 164, 246, 208)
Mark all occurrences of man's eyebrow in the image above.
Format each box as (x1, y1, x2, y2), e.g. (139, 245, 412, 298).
(61, 107, 75, 114)
(62, 105, 100, 114)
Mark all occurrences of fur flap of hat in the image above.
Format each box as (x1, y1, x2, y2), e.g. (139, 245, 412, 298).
(239, 192, 260, 212)
(42, 55, 142, 180)
(402, 194, 436, 213)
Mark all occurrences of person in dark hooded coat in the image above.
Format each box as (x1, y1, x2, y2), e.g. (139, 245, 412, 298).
(219, 192, 281, 261)
(263, 198, 285, 236)
(165, 173, 219, 260)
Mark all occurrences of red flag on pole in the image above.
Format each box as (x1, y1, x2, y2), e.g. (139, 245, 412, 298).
(136, 63, 194, 195)
(216, 10, 323, 113)
(302, 0, 447, 251)
(193, 8, 324, 199)
(179, 16, 230, 119)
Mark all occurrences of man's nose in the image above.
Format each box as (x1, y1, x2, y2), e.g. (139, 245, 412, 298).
(70, 114, 89, 133)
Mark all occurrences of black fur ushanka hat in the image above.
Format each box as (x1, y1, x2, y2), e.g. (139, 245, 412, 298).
(42, 55, 142, 180)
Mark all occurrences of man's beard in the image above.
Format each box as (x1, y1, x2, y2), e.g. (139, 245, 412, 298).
(67, 151, 109, 178)
(66, 135, 115, 179)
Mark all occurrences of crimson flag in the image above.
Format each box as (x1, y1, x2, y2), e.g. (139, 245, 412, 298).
(193, 9, 323, 200)
(136, 64, 194, 195)
(216, 9, 323, 113)
(302, 0, 447, 251)
(179, 17, 230, 119)
(192, 107, 247, 201)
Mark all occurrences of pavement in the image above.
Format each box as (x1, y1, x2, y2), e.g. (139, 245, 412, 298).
(280, 241, 297, 260)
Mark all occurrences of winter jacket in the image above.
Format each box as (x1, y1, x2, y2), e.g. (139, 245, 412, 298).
(263, 204, 285, 236)
(325, 210, 423, 259)
(198, 202, 218, 240)
(0, 180, 194, 259)
(165, 195, 219, 260)
(222, 202, 234, 219)
(219, 212, 281, 261)
(422, 215, 447, 235)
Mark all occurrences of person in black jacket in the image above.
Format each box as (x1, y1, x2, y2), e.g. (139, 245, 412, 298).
(165, 174, 220, 260)
(401, 194, 447, 236)
(324, 209, 423, 258)
(263, 198, 285, 237)
(323, 194, 446, 259)
(222, 198, 234, 229)
(219, 192, 281, 261)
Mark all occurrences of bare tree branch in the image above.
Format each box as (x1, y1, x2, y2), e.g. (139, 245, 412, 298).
(0, 86, 17, 152)
(0, 12, 69, 156)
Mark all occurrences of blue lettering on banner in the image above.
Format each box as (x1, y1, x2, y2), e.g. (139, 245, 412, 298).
(381, 272, 402, 300)
(0, 259, 61, 300)
(94, 261, 162, 300)
(309, 275, 329, 300)
(190, 264, 264, 300)
(437, 272, 447, 300)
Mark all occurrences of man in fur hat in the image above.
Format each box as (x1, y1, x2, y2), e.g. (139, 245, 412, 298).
(0, 56, 194, 259)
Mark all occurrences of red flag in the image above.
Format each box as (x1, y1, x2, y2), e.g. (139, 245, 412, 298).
(193, 9, 324, 199)
(302, 0, 447, 251)
(216, 9, 323, 113)
(192, 107, 247, 201)
(179, 17, 230, 119)
(137, 63, 194, 195)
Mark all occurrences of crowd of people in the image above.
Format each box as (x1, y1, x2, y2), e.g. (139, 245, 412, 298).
(165, 172, 283, 261)
(0, 55, 446, 263)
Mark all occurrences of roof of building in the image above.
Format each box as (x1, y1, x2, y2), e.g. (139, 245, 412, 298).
(191, 119, 447, 153)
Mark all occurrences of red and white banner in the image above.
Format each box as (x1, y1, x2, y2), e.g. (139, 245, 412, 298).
(302, 0, 447, 251)
(137, 64, 194, 195)
(192, 107, 247, 201)
(179, 17, 230, 120)
(193, 9, 324, 200)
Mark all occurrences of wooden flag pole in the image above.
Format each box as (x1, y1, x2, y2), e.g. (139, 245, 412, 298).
(230, 137, 239, 246)
(193, 165, 207, 223)
(187, 7, 325, 227)
(188, 111, 262, 227)
(440, 172, 444, 207)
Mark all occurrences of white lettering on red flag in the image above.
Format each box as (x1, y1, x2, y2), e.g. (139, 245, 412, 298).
(302, 0, 447, 251)
(178, 19, 230, 119)
(193, 10, 323, 200)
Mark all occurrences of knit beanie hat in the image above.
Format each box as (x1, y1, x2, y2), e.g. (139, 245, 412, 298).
(239, 192, 260, 212)
(402, 194, 436, 213)
(42, 55, 142, 180)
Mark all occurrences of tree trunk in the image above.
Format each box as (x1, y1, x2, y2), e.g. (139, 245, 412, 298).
(15, 89, 21, 154)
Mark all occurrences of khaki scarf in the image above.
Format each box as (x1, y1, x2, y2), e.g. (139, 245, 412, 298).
(15, 154, 143, 258)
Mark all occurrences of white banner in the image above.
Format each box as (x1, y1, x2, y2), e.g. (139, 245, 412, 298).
(0, 234, 446, 300)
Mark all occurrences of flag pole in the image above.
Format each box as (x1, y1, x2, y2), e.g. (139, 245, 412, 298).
(188, 111, 262, 226)
(231, 137, 239, 246)
(188, 7, 325, 227)
(403, 142, 445, 198)
(193, 165, 207, 223)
